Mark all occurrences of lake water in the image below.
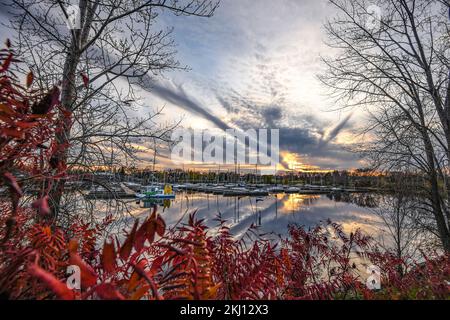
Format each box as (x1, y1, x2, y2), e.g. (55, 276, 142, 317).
(115, 192, 390, 243)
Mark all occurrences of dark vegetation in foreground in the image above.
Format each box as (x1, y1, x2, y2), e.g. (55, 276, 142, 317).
(0, 45, 449, 300)
(1, 203, 449, 300)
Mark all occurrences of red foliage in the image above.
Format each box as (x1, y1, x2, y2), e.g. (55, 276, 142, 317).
(1, 41, 449, 300)
(27, 263, 75, 300)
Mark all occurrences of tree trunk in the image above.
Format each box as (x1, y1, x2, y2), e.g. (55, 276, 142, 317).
(446, 135, 450, 225)
(47, 2, 96, 221)
(48, 48, 80, 220)
(423, 132, 450, 252)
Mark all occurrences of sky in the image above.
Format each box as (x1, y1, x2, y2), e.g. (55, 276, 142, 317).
(0, 0, 368, 171)
(143, 0, 366, 171)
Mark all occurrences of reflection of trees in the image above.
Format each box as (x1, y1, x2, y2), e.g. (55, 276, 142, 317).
(371, 193, 438, 267)
(328, 191, 439, 264)
(326, 192, 380, 208)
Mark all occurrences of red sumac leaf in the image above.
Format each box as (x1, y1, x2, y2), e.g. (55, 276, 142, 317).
(0, 115, 12, 123)
(61, 108, 72, 119)
(128, 270, 142, 292)
(120, 219, 139, 260)
(16, 121, 38, 129)
(69, 253, 97, 289)
(146, 218, 156, 244)
(131, 261, 162, 300)
(102, 240, 116, 274)
(150, 256, 165, 276)
(26, 71, 34, 88)
(68, 239, 79, 254)
(31, 195, 51, 215)
(127, 258, 149, 292)
(95, 283, 125, 300)
(1, 53, 12, 71)
(28, 264, 75, 300)
(135, 220, 148, 252)
(50, 86, 61, 107)
(80, 72, 89, 88)
(129, 285, 150, 300)
(1, 128, 24, 139)
(156, 215, 166, 237)
(0, 103, 15, 115)
(3, 172, 23, 198)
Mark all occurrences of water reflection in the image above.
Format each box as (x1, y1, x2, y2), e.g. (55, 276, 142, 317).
(326, 192, 379, 208)
(119, 192, 388, 241)
(280, 194, 321, 214)
(76, 189, 438, 261)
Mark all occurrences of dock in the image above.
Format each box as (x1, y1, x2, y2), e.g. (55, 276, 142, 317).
(85, 183, 136, 199)
(82, 181, 372, 200)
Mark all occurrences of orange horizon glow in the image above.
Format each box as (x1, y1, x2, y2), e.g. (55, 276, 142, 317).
(280, 151, 334, 173)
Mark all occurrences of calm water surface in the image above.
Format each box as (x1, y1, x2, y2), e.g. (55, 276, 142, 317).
(114, 192, 389, 242)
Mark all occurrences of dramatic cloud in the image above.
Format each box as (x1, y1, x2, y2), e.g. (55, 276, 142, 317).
(0, 0, 367, 170)
(137, 78, 231, 131)
(319, 113, 354, 147)
(152, 0, 365, 169)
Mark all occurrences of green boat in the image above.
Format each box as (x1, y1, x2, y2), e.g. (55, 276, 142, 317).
(136, 185, 175, 200)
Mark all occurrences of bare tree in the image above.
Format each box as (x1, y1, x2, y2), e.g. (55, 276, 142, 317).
(321, 0, 450, 251)
(6, 0, 219, 219)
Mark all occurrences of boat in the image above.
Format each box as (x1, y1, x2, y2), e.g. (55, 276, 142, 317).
(123, 182, 142, 192)
(250, 189, 269, 197)
(222, 188, 269, 197)
(285, 187, 300, 194)
(211, 186, 228, 195)
(136, 185, 176, 200)
(267, 186, 285, 193)
(223, 187, 249, 197)
(172, 184, 186, 190)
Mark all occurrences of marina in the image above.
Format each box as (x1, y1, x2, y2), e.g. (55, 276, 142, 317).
(111, 190, 387, 243)
(84, 182, 373, 200)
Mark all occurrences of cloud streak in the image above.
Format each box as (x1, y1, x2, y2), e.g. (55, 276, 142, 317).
(319, 113, 353, 147)
(138, 79, 231, 131)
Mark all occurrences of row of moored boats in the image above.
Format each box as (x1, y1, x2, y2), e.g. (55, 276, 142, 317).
(132, 183, 369, 199)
